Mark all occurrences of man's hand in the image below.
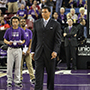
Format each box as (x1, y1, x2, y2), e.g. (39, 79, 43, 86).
(63, 33, 67, 37)
(74, 34, 77, 37)
(31, 53, 35, 61)
(8, 41, 13, 45)
(51, 52, 57, 59)
(18, 42, 23, 45)
(22, 52, 26, 56)
(26, 50, 30, 56)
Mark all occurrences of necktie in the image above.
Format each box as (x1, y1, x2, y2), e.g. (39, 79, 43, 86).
(44, 20, 47, 27)
(69, 27, 71, 40)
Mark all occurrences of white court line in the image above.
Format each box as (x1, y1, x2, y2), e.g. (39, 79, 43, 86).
(43, 83, 90, 87)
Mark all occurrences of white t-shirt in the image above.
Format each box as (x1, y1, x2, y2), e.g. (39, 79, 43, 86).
(0, 0, 7, 8)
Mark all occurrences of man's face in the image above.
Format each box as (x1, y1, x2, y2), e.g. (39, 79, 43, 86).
(53, 12, 58, 19)
(20, 19, 26, 27)
(67, 19, 73, 26)
(71, 10, 75, 15)
(41, 9, 51, 20)
(12, 19, 19, 27)
(60, 9, 64, 13)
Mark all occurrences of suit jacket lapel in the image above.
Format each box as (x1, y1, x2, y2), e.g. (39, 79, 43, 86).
(46, 18, 52, 28)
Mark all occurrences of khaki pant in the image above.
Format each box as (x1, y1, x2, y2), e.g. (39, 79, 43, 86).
(8, 2, 18, 13)
(20, 53, 35, 80)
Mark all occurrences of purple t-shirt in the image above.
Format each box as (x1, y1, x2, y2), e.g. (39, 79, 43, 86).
(17, 9, 27, 17)
(77, 14, 87, 23)
(0, 48, 7, 56)
(28, 9, 39, 20)
(4, 27, 26, 48)
(23, 28, 32, 47)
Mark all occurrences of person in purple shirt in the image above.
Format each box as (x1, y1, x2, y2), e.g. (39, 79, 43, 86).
(77, 7, 87, 23)
(4, 16, 26, 87)
(20, 18, 35, 85)
(28, 4, 39, 20)
(17, 4, 27, 19)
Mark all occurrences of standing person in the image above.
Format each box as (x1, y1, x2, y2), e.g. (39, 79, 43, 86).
(0, 0, 7, 14)
(31, 6, 61, 90)
(77, 18, 86, 45)
(45, 0, 54, 17)
(4, 16, 26, 87)
(63, 18, 77, 70)
(20, 18, 35, 84)
(56, 0, 63, 14)
(8, 0, 18, 14)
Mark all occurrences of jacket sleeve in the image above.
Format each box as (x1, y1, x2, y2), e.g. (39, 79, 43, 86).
(53, 23, 62, 54)
(31, 22, 37, 52)
(65, 27, 77, 38)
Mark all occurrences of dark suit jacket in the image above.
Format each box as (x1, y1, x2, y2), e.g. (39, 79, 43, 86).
(31, 18, 62, 60)
(45, 0, 54, 6)
(77, 24, 85, 40)
(64, 26, 77, 47)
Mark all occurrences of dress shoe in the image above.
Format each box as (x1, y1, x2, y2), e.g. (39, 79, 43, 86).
(66, 67, 71, 70)
(72, 66, 77, 70)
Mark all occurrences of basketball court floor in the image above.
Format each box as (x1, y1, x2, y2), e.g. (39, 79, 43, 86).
(0, 63, 90, 90)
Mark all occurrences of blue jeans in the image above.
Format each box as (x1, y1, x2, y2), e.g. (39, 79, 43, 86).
(56, 0, 63, 13)
(49, 6, 53, 17)
(84, 26, 87, 38)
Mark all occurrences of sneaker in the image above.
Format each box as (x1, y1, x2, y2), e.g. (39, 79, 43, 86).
(15, 83, 23, 87)
(7, 83, 12, 87)
(30, 79, 35, 85)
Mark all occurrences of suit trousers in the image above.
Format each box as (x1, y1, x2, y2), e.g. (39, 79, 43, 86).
(35, 50, 56, 90)
(65, 42, 76, 68)
(20, 53, 35, 80)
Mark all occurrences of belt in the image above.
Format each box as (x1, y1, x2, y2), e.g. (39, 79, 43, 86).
(9, 47, 21, 49)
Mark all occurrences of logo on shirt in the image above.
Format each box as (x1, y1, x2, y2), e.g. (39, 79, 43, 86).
(12, 32, 19, 37)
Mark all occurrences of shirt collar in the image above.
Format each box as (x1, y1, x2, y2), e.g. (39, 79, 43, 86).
(68, 25, 73, 29)
(43, 17, 50, 23)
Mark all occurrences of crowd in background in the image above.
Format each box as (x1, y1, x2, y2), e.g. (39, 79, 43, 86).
(0, 0, 87, 66)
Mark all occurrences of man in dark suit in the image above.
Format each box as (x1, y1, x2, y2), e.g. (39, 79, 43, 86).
(77, 18, 86, 45)
(31, 6, 61, 90)
(63, 18, 77, 70)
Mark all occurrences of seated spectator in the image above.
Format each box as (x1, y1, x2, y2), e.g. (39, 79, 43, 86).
(67, 0, 77, 8)
(70, 8, 78, 23)
(39, 0, 47, 9)
(77, 7, 87, 23)
(0, 19, 10, 30)
(28, 4, 39, 20)
(58, 7, 66, 25)
(17, 4, 27, 19)
(77, 0, 85, 8)
(26, 0, 33, 12)
(0, 0, 7, 14)
(17, 0, 26, 10)
(53, 12, 60, 23)
(0, 16, 7, 25)
(30, 0, 40, 13)
(8, 0, 18, 14)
